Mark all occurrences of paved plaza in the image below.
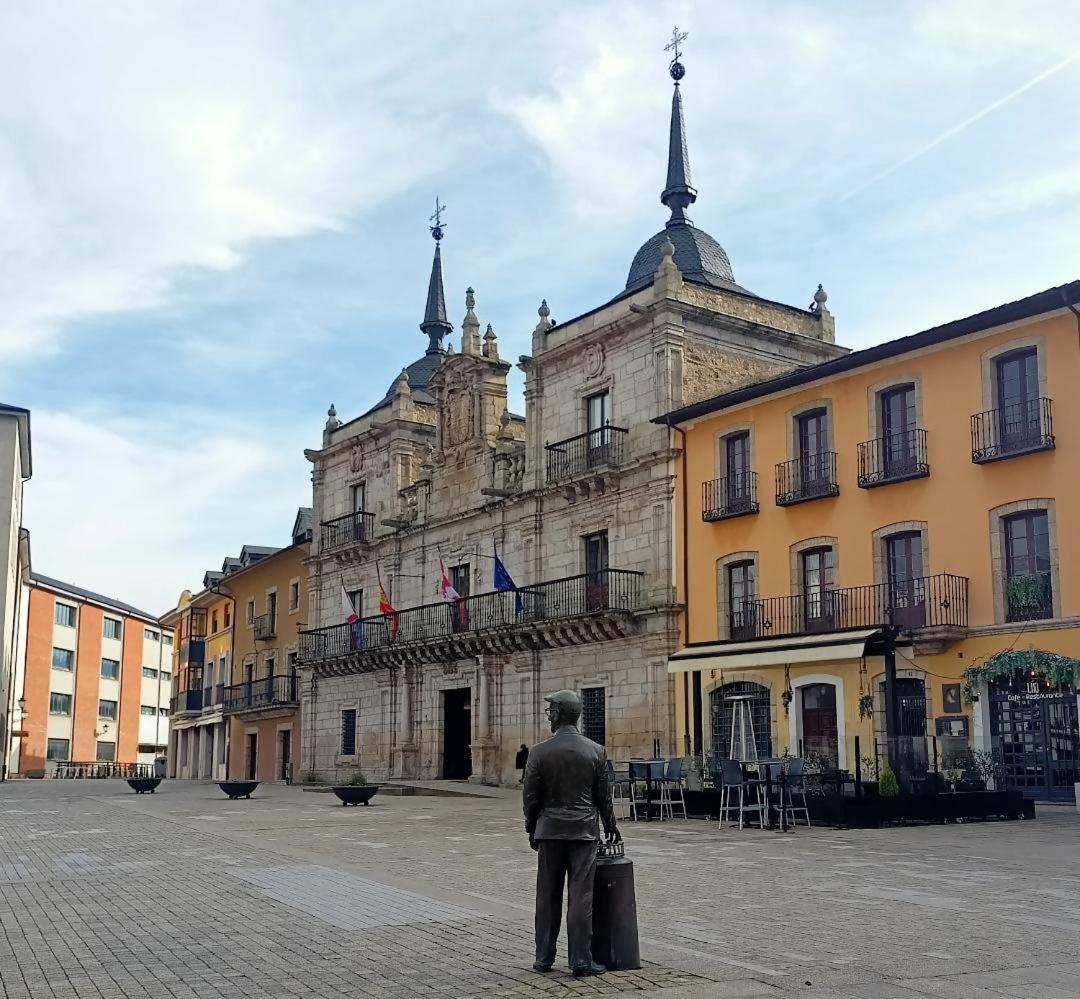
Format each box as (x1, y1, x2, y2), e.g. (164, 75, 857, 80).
(0, 781, 1079, 999)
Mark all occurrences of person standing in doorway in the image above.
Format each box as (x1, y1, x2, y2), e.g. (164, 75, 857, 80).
(523, 689, 619, 978)
(515, 743, 529, 783)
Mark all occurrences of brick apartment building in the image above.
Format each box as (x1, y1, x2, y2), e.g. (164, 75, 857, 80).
(14, 575, 173, 776)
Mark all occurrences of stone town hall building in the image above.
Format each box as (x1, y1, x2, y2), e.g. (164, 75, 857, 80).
(297, 56, 846, 784)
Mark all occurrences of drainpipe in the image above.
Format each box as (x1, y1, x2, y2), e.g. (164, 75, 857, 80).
(1062, 288, 1080, 349)
(666, 418, 701, 757)
(2, 539, 26, 781)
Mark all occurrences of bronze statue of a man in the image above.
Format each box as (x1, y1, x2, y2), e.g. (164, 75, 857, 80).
(523, 689, 620, 977)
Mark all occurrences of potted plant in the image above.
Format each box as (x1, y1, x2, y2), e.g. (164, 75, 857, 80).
(858, 693, 874, 721)
(331, 770, 380, 806)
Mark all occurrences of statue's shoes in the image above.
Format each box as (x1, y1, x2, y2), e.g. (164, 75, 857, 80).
(532, 961, 553, 973)
(572, 962, 607, 978)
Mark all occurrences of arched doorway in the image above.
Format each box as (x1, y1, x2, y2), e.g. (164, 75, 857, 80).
(710, 681, 772, 761)
(800, 683, 839, 768)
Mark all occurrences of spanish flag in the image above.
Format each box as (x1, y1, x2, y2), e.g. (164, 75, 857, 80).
(377, 564, 398, 641)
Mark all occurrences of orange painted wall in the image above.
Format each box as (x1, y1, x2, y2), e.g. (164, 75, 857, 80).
(117, 621, 143, 762)
(679, 310, 1080, 642)
(21, 587, 54, 773)
(71, 604, 103, 760)
(229, 718, 294, 781)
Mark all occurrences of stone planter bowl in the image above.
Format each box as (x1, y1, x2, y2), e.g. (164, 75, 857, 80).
(217, 780, 259, 799)
(331, 784, 380, 806)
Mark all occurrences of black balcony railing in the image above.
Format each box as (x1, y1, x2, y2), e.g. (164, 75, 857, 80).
(775, 452, 840, 506)
(320, 510, 376, 551)
(702, 472, 759, 521)
(170, 689, 203, 714)
(253, 613, 276, 641)
(857, 429, 929, 487)
(971, 397, 1054, 463)
(545, 425, 628, 483)
(299, 568, 643, 662)
(223, 674, 298, 714)
(53, 761, 154, 779)
(724, 573, 968, 642)
(1004, 571, 1054, 623)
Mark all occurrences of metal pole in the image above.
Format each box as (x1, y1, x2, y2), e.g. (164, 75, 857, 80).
(882, 626, 900, 781)
(854, 735, 862, 799)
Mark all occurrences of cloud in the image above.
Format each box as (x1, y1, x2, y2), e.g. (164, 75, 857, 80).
(25, 408, 313, 614)
(0, 1, 448, 362)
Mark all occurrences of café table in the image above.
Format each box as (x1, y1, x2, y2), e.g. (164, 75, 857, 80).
(740, 758, 791, 831)
(628, 759, 667, 822)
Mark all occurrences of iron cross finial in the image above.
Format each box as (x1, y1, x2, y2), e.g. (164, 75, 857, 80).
(429, 197, 447, 241)
(665, 26, 688, 62)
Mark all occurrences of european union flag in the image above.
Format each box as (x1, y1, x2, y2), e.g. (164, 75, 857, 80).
(493, 543, 523, 617)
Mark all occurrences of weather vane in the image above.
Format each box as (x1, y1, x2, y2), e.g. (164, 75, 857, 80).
(429, 197, 447, 241)
(665, 25, 688, 81)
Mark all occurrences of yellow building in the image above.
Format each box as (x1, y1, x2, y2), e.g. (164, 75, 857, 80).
(224, 509, 310, 783)
(662, 282, 1080, 801)
(160, 508, 311, 781)
(161, 586, 233, 780)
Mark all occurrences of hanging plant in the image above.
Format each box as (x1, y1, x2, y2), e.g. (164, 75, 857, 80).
(1005, 574, 1048, 610)
(858, 693, 875, 721)
(962, 647, 1080, 704)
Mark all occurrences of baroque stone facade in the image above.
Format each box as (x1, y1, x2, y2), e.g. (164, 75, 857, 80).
(296, 57, 846, 785)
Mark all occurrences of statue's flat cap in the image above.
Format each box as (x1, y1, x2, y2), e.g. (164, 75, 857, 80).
(543, 689, 581, 708)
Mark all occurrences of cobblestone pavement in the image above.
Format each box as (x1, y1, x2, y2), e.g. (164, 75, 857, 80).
(1, 781, 1079, 999)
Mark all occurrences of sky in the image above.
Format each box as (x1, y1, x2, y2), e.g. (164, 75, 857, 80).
(2, 1, 1078, 616)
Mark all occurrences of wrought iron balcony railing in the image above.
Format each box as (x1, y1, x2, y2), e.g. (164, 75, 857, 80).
(299, 568, 643, 663)
(223, 674, 298, 714)
(1004, 570, 1054, 623)
(253, 613, 276, 641)
(702, 472, 759, 521)
(857, 429, 930, 487)
(320, 510, 376, 551)
(971, 398, 1054, 463)
(724, 573, 968, 642)
(775, 452, 840, 506)
(170, 689, 203, 714)
(545, 426, 628, 483)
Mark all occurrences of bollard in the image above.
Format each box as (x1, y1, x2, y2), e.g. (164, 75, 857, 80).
(591, 840, 641, 971)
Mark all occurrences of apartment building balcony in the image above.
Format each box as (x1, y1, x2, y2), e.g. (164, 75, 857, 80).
(721, 573, 968, 651)
(320, 510, 376, 563)
(223, 675, 299, 718)
(170, 689, 203, 716)
(544, 426, 628, 498)
(971, 398, 1054, 464)
(857, 429, 930, 488)
(178, 638, 206, 668)
(299, 568, 644, 672)
(702, 472, 759, 521)
(253, 613, 277, 641)
(775, 453, 840, 506)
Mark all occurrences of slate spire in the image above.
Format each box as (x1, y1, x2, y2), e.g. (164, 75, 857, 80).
(660, 32, 697, 226)
(421, 198, 452, 355)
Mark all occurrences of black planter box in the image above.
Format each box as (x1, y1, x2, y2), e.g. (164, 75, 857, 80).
(331, 785, 380, 806)
(217, 780, 259, 799)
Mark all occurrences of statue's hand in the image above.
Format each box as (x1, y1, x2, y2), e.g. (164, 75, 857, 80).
(605, 825, 622, 843)
(529, 837, 539, 852)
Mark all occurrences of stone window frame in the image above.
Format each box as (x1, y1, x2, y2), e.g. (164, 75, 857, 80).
(988, 497, 1061, 623)
(871, 662, 934, 745)
(288, 577, 301, 614)
(574, 373, 615, 435)
(788, 536, 840, 595)
(870, 522, 931, 585)
(865, 374, 925, 441)
(712, 421, 755, 479)
(715, 550, 759, 641)
(338, 703, 360, 760)
(979, 334, 1048, 412)
(784, 398, 835, 461)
